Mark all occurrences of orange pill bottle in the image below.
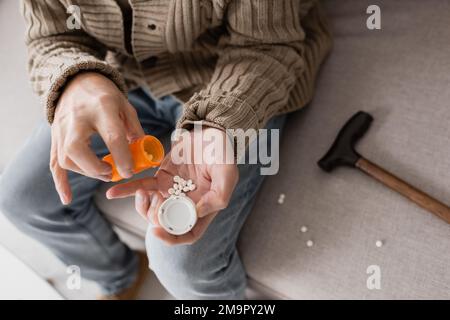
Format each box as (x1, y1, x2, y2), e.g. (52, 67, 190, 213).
(102, 135, 164, 182)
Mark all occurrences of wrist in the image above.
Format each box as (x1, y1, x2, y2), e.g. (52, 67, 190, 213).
(56, 72, 123, 118)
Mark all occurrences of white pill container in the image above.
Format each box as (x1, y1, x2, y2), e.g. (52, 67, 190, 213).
(157, 195, 197, 235)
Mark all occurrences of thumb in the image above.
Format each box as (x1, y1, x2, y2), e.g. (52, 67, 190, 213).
(197, 187, 234, 218)
(196, 165, 239, 217)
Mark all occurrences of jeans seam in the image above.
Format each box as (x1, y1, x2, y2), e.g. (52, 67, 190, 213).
(217, 180, 256, 299)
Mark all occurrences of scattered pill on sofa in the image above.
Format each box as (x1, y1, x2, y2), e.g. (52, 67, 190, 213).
(306, 240, 314, 247)
(277, 193, 285, 204)
(301, 226, 308, 233)
(375, 240, 383, 248)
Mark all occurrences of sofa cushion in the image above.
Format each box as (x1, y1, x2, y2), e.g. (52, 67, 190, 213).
(238, 0, 450, 299)
(96, 0, 450, 299)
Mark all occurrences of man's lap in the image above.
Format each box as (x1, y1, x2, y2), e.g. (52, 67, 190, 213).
(0, 88, 286, 296)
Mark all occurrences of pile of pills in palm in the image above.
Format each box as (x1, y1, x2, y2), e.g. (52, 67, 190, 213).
(168, 175, 196, 196)
(159, 176, 198, 235)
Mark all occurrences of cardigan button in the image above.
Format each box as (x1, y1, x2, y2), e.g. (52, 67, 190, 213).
(141, 56, 158, 68)
(147, 23, 157, 30)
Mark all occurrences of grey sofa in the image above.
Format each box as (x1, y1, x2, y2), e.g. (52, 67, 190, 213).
(1, 0, 449, 299)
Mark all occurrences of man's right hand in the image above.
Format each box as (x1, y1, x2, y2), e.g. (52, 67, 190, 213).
(50, 72, 144, 205)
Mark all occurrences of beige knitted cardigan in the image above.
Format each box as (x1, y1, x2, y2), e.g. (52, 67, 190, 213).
(21, 0, 332, 133)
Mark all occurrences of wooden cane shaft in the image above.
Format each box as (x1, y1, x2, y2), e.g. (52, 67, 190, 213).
(355, 157, 450, 224)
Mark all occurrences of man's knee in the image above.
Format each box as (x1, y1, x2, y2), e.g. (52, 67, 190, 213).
(1, 181, 33, 228)
(0, 121, 55, 223)
(0, 181, 29, 228)
(146, 239, 209, 298)
(146, 231, 244, 299)
(0, 164, 56, 230)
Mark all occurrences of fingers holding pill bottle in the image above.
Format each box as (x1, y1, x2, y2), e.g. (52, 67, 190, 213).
(50, 72, 146, 205)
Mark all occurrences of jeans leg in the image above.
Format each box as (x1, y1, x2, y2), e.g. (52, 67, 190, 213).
(0, 121, 139, 295)
(146, 115, 287, 299)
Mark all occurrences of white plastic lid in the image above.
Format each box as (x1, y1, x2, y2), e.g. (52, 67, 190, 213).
(158, 195, 197, 235)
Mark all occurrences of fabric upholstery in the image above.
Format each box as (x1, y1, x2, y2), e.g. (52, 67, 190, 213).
(238, 0, 450, 299)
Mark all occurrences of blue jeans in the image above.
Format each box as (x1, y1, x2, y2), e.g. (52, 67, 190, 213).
(0, 88, 285, 299)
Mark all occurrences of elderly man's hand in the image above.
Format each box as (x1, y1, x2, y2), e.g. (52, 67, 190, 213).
(106, 127, 239, 245)
(51, 72, 144, 205)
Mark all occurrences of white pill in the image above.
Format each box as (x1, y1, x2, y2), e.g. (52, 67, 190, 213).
(183, 186, 190, 192)
(174, 176, 180, 183)
(277, 194, 285, 203)
(306, 240, 314, 247)
(187, 179, 193, 186)
(375, 240, 383, 248)
(168, 188, 175, 195)
(189, 184, 196, 191)
(180, 181, 187, 187)
(174, 189, 181, 195)
(173, 183, 180, 190)
(300, 226, 308, 233)
(179, 192, 186, 197)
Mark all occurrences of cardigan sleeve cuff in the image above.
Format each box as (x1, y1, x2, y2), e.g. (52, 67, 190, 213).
(176, 92, 261, 160)
(177, 92, 260, 130)
(45, 59, 127, 124)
